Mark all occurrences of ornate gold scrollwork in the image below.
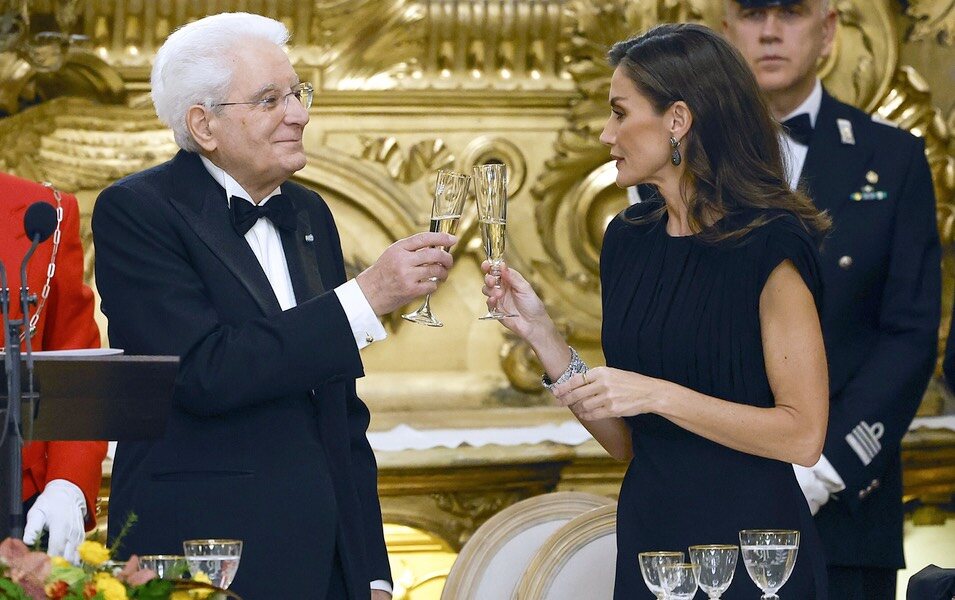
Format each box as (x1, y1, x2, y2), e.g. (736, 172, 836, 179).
(906, 0, 955, 44)
(360, 136, 455, 183)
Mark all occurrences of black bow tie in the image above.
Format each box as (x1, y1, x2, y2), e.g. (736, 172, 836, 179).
(230, 194, 296, 236)
(781, 113, 813, 146)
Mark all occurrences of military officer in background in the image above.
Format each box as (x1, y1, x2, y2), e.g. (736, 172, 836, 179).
(725, 1, 941, 598)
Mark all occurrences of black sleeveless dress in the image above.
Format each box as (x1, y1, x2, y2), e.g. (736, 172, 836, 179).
(601, 203, 828, 599)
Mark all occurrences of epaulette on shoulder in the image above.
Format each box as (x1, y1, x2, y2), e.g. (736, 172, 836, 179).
(871, 114, 900, 128)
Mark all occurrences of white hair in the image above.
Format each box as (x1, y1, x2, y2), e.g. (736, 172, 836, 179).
(151, 12, 290, 152)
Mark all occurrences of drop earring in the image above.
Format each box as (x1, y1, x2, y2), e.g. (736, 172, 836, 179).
(669, 136, 682, 166)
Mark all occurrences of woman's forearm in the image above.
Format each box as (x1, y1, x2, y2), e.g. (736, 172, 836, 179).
(653, 381, 826, 467)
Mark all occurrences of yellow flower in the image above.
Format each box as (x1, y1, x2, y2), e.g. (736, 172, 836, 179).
(93, 573, 128, 600)
(77, 540, 111, 566)
(170, 593, 192, 600)
(50, 556, 71, 568)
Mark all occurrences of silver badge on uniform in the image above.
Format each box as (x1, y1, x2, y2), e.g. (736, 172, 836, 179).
(837, 118, 855, 145)
(846, 420, 884, 466)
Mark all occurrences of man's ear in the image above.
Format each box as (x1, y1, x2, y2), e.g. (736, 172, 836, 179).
(819, 5, 838, 60)
(669, 101, 693, 142)
(186, 105, 218, 153)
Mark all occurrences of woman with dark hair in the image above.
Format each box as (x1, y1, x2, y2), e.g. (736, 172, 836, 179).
(484, 23, 829, 598)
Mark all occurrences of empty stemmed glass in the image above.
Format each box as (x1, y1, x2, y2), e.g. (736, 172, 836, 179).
(138, 555, 189, 580)
(689, 545, 738, 599)
(182, 539, 242, 590)
(401, 169, 471, 327)
(473, 163, 517, 320)
(638, 551, 684, 599)
(739, 530, 799, 599)
(659, 563, 700, 600)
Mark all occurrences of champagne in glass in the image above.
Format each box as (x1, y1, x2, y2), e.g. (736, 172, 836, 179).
(638, 551, 684, 599)
(658, 563, 700, 600)
(689, 545, 738, 599)
(473, 162, 517, 320)
(401, 169, 471, 327)
(182, 539, 242, 590)
(738, 530, 799, 600)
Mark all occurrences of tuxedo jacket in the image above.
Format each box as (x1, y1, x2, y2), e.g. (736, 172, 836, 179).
(92, 151, 390, 599)
(0, 172, 105, 529)
(803, 90, 940, 569)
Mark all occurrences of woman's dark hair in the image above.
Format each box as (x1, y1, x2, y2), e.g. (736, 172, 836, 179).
(608, 23, 830, 242)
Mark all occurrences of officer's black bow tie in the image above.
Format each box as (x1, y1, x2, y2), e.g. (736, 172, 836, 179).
(781, 113, 813, 146)
(230, 195, 296, 235)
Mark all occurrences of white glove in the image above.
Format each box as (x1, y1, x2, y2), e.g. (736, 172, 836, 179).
(23, 479, 87, 563)
(793, 455, 846, 516)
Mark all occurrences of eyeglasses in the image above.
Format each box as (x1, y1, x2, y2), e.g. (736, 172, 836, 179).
(213, 82, 314, 113)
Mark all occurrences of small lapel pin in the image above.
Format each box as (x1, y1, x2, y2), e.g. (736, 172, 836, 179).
(866, 170, 879, 184)
(304, 233, 314, 243)
(837, 118, 855, 145)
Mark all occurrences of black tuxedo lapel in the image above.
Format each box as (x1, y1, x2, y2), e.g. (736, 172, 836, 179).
(165, 151, 283, 316)
(800, 90, 875, 218)
(280, 192, 325, 304)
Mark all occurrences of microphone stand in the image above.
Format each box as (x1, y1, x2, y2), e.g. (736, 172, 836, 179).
(1, 233, 42, 540)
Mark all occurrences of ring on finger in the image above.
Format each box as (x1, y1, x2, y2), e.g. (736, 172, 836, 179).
(582, 371, 589, 385)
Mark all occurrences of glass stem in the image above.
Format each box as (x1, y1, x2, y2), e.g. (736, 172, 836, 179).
(489, 262, 502, 289)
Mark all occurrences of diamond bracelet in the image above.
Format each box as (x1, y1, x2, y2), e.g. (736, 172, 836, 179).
(541, 346, 589, 392)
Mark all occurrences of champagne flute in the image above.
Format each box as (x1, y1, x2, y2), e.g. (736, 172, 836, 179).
(182, 539, 242, 590)
(658, 563, 700, 600)
(401, 169, 471, 327)
(738, 530, 799, 600)
(473, 163, 517, 320)
(689, 545, 738, 599)
(638, 551, 684, 599)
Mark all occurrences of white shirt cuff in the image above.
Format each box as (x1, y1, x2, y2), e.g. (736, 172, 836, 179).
(334, 279, 387, 350)
(809, 454, 846, 493)
(370, 579, 393, 594)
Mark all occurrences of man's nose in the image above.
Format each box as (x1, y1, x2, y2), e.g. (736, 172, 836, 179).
(759, 14, 783, 43)
(284, 95, 309, 126)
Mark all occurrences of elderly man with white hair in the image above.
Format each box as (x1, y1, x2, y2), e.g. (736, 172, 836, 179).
(92, 12, 455, 599)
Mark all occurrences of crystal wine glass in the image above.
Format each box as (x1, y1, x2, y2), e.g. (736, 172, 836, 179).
(182, 539, 242, 590)
(738, 530, 799, 600)
(401, 169, 471, 327)
(138, 555, 189, 580)
(638, 551, 684, 599)
(473, 163, 517, 320)
(689, 545, 738, 599)
(659, 563, 700, 600)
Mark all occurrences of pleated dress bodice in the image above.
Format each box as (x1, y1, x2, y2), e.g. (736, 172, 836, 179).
(600, 203, 828, 599)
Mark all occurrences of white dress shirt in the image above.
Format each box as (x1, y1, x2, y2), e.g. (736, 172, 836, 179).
(779, 78, 823, 189)
(199, 157, 391, 595)
(199, 156, 386, 348)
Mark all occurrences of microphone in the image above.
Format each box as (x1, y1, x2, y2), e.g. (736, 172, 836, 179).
(23, 201, 57, 243)
(1, 201, 56, 539)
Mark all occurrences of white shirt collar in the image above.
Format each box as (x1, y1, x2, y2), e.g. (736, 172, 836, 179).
(199, 155, 282, 206)
(781, 78, 823, 128)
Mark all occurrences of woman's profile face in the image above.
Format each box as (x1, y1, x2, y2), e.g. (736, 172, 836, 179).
(599, 66, 673, 189)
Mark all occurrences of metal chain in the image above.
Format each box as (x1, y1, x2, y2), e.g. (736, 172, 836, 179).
(18, 183, 63, 342)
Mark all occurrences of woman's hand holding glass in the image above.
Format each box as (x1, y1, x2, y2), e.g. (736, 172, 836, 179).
(481, 260, 557, 343)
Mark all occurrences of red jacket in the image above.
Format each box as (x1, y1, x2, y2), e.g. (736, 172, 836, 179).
(1, 172, 106, 530)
